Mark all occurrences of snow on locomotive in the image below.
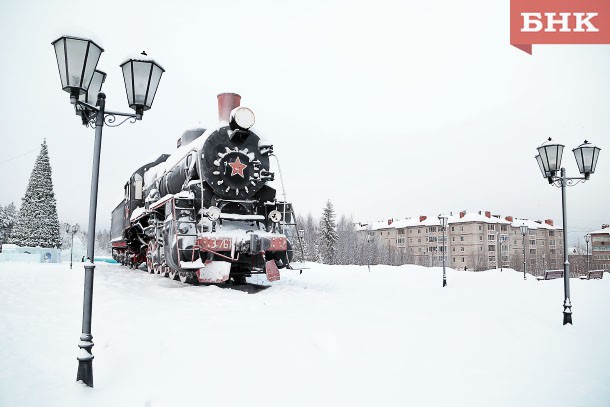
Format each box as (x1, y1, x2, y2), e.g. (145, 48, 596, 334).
(110, 93, 294, 284)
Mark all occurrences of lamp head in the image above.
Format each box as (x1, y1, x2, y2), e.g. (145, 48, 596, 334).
(120, 57, 165, 119)
(52, 36, 103, 102)
(536, 137, 564, 180)
(572, 140, 601, 180)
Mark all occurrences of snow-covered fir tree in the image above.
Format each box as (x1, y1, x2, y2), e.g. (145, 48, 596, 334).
(0, 203, 18, 245)
(8, 140, 61, 248)
(335, 214, 357, 265)
(319, 200, 338, 264)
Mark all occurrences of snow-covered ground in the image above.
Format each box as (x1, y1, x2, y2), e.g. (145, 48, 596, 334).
(1, 262, 609, 406)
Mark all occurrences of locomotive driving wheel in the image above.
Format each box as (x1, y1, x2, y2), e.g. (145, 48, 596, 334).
(168, 267, 179, 281)
(146, 241, 155, 273)
(178, 271, 198, 285)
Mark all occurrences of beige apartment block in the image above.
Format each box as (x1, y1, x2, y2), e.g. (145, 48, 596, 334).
(589, 225, 610, 270)
(358, 210, 563, 272)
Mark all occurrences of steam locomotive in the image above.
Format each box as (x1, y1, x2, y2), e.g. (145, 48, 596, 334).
(110, 93, 295, 284)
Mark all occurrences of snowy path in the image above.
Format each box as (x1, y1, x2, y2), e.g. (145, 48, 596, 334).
(1, 262, 609, 406)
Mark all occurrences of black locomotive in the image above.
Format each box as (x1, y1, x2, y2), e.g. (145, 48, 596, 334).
(111, 93, 295, 284)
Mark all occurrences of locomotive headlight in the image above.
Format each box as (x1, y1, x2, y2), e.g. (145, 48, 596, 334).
(207, 206, 221, 221)
(230, 106, 255, 130)
(269, 210, 282, 223)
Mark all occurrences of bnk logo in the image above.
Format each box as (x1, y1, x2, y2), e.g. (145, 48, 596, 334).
(510, 0, 610, 54)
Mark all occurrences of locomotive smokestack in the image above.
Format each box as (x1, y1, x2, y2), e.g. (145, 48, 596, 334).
(217, 93, 241, 123)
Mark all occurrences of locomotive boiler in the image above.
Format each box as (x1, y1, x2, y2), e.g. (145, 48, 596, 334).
(111, 93, 295, 284)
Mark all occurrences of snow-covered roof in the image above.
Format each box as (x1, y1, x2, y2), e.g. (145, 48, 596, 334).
(357, 210, 562, 231)
(509, 218, 561, 231)
(589, 227, 610, 235)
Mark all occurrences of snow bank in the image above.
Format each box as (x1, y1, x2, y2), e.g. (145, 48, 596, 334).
(0, 262, 609, 406)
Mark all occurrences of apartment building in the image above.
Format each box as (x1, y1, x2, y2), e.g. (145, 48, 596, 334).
(590, 225, 610, 270)
(359, 210, 563, 272)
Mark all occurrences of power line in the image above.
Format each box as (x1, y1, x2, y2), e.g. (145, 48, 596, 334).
(0, 147, 38, 166)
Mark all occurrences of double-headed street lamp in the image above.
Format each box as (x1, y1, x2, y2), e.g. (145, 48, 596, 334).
(52, 35, 165, 387)
(535, 138, 602, 325)
(520, 224, 528, 280)
(584, 234, 591, 272)
(64, 223, 80, 269)
(438, 214, 448, 287)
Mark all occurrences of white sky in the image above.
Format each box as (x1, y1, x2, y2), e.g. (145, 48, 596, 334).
(0, 0, 608, 246)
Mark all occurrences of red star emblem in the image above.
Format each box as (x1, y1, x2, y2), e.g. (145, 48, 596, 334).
(228, 157, 247, 178)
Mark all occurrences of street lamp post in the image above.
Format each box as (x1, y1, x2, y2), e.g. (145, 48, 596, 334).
(52, 35, 164, 387)
(438, 214, 448, 287)
(366, 233, 371, 272)
(584, 234, 590, 272)
(535, 138, 602, 325)
(520, 224, 528, 280)
(64, 223, 80, 269)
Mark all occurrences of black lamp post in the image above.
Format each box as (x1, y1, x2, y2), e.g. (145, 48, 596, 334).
(52, 35, 164, 387)
(64, 223, 80, 269)
(366, 233, 372, 272)
(520, 224, 528, 280)
(438, 215, 448, 287)
(535, 138, 602, 325)
(584, 234, 590, 272)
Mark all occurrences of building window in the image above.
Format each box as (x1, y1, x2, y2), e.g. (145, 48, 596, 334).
(460, 247, 465, 252)
(530, 249, 536, 255)
(460, 226, 464, 232)
(488, 225, 495, 231)
(501, 225, 507, 231)
(428, 236, 438, 243)
(451, 227, 455, 232)
(398, 229, 405, 235)
(480, 236, 483, 241)
(549, 231, 555, 237)
(462, 257, 465, 262)
(460, 236, 464, 241)
(488, 234, 495, 241)
(479, 225, 482, 231)
(488, 245, 496, 252)
(489, 256, 496, 262)
(530, 239, 536, 246)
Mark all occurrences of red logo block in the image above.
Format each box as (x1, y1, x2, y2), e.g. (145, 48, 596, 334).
(510, 0, 610, 54)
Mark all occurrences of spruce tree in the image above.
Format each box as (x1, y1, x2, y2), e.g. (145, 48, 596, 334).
(8, 140, 62, 248)
(320, 200, 338, 264)
(0, 203, 18, 245)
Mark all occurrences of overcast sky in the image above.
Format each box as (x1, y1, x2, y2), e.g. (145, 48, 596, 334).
(0, 0, 608, 245)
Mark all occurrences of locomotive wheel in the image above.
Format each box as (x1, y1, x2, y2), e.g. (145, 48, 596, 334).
(146, 242, 155, 273)
(179, 271, 198, 285)
(159, 265, 169, 278)
(168, 268, 179, 281)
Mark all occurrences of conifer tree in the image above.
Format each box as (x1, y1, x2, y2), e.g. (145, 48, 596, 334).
(320, 200, 338, 264)
(8, 140, 61, 248)
(0, 202, 18, 245)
